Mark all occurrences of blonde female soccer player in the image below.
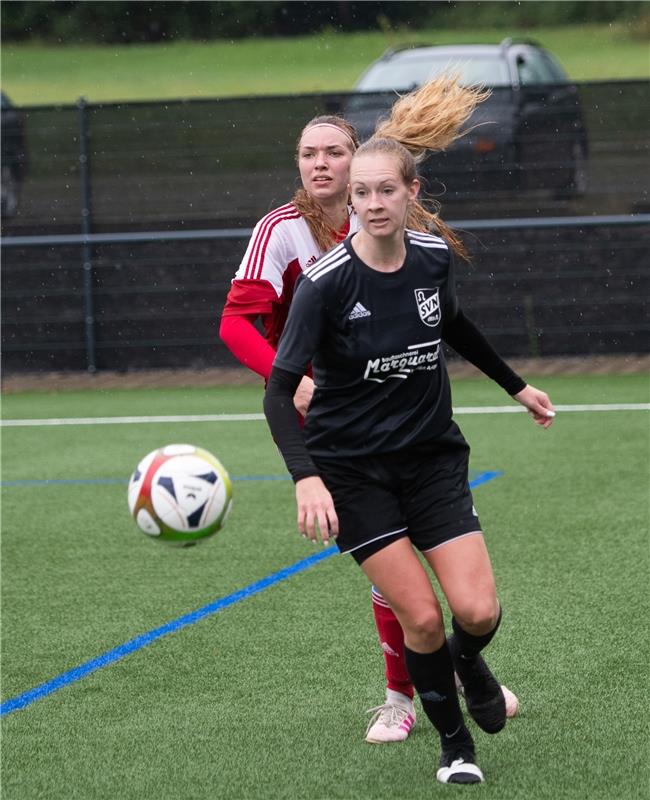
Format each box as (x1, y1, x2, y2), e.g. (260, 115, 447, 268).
(263, 129, 555, 784)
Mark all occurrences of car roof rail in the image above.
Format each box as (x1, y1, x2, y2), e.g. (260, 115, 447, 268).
(500, 36, 542, 50)
(379, 42, 433, 60)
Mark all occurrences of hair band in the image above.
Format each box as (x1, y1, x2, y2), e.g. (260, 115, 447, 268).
(301, 123, 357, 149)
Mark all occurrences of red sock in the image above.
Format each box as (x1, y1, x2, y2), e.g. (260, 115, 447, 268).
(371, 587, 414, 700)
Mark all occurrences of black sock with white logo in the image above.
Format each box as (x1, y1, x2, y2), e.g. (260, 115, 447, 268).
(451, 605, 502, 659)
(403, 641, 472, 746)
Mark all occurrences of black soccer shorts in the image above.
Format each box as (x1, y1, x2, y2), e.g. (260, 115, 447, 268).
(314, 434, 481, 565)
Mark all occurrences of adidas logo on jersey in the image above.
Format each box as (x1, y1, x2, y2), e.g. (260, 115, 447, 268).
(348, 302, 372, 320)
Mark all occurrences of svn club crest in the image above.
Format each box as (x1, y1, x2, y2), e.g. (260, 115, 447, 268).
(414, 288, 441, 327)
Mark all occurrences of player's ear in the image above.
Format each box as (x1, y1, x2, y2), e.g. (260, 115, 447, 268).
(408, 178, 420, 201)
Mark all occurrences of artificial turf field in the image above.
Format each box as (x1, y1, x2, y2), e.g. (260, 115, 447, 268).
(1, 373, 648, 799)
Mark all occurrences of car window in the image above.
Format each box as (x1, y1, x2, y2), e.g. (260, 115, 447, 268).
(355, 53, 510, 91)
(516, 50, 561, 85)
(539, 51, 569, 82)
(355, 58, 438, 91)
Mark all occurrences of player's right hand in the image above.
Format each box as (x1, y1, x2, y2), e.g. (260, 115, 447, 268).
(295, 476, 339, 545)
(293, 375, 315, 416)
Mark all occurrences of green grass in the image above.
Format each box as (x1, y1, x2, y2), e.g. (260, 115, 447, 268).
(1, 375, 649, 799)
(2, 23, 648, 106)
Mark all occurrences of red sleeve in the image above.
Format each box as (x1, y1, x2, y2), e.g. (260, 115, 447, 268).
(221, 278, 278, 317)
(219, 314, 276, 380)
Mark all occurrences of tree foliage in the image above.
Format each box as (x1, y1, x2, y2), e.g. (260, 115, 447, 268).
(1, 1, 645, 43)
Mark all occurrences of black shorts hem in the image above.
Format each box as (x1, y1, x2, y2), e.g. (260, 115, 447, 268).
(345, 520, 482, 565)
(342, 528, 409, 565)
(338, 525, 408, 556)
(409, 514, 482, 553)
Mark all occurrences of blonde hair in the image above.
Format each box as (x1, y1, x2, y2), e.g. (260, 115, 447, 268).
(293, 78, 489, 258)
(376, 75, 489, 161)
(376, 76, 489, 261)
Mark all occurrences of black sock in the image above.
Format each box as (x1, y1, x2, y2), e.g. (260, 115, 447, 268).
(403, 641, 471, 744)
(450, 605, 502, 660)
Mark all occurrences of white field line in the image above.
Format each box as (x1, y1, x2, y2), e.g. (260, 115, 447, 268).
(1, 404, 648, 427)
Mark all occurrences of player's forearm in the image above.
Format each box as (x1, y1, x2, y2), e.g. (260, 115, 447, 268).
(219, 314, 276, 380)
(264, 366, 320, 482)
(442, 309, 525, 395)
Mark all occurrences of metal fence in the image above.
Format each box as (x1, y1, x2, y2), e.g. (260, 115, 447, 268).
(1, 82, 649, 373)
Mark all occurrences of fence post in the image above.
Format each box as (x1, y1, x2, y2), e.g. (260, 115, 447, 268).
(523, 294, 540, 357)
(78, 97, 96, 373)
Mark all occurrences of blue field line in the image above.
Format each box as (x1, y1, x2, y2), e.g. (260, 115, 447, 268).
(0, 548, 336, 717)
(465, 470, 502, 488)
(0, 470, 500, 489)
(1, 470, 502, 717)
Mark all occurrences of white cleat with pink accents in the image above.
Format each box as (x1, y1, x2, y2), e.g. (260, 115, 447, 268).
(365, 693, 416, 743)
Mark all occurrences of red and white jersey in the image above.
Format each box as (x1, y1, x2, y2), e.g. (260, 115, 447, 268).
(222, 202, 359, 351)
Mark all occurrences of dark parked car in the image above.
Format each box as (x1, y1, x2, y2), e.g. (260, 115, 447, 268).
(1, 92, 29, 218)
(344, 38, 588, 197)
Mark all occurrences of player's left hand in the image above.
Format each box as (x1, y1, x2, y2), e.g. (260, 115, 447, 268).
(513, 384, 556, 429)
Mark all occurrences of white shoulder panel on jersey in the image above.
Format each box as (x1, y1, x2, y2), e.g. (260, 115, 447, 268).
(235, 204, 317, 294)
(305, 242, 351, 283)
(407, 229, 449, 249)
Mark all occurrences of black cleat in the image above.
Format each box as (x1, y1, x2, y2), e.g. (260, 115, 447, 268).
(437, 744, 484, 785)
(449, 635, 506, 734)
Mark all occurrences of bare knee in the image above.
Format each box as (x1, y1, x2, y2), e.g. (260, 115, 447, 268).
(453, 598, 500, 635)
(402, 606, 445, 651)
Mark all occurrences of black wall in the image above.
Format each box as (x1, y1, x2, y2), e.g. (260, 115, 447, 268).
(2, 221, 647, 373)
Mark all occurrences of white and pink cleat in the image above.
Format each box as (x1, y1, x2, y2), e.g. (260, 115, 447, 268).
(365, 692, 416, 743)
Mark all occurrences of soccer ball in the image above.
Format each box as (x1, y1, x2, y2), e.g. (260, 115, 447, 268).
(128, 443, 233, 546)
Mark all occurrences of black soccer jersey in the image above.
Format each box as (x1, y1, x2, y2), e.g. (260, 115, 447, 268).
(273, 230, 463, 457)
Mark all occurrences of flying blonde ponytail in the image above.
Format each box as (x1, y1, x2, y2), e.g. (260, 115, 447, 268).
(375, 74, 490, 161)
